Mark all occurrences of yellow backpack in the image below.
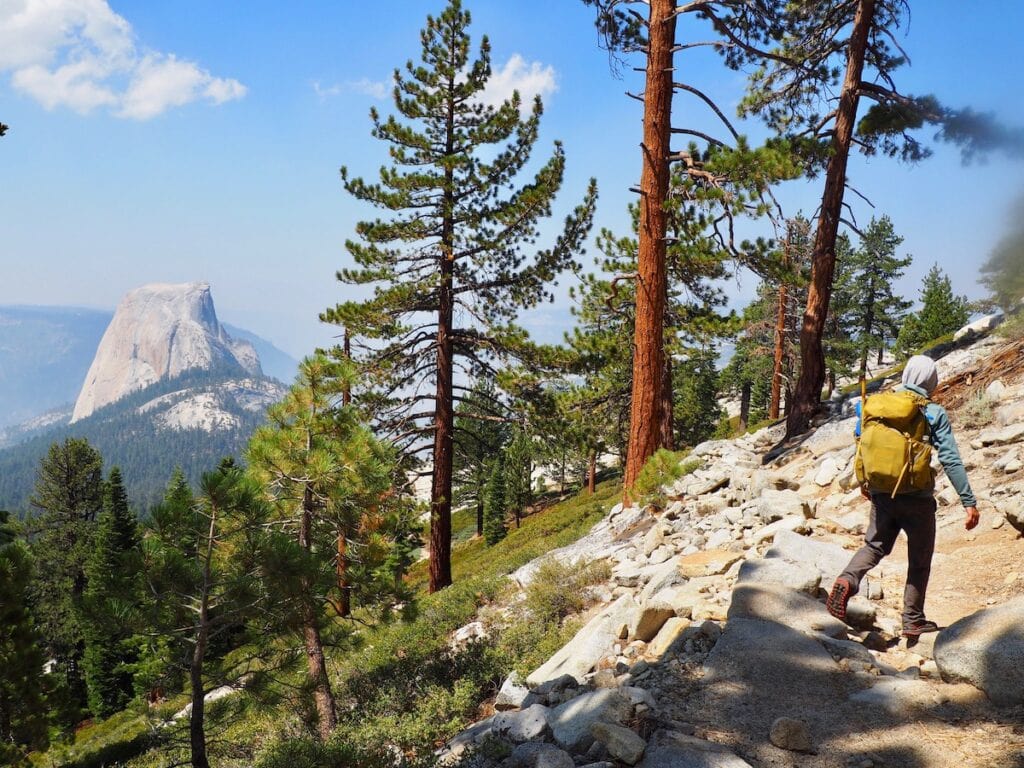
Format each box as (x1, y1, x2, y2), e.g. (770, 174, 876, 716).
(854, 390, 934, 498)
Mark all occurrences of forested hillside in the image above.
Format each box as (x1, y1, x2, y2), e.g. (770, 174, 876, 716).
(0, 368, 284, 514)
(2, 2, 1023, 768)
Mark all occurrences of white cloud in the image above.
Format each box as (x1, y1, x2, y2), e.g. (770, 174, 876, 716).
(119, 54, 246, 119)
(312, 77, 389, 101)
(0, 0, 246, 119)
(478, 54, 557, 112)
(312, 80, 342, 100)
(348, 78, 389, 100)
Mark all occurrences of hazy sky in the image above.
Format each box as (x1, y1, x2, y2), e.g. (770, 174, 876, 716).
(2, 1, 1022, 358)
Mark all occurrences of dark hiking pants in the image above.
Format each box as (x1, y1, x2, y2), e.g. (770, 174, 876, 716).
(837, 494, 937, 627)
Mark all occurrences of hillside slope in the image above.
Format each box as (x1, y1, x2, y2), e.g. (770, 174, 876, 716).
(0, 370, 285, 513)
(435, 328, 1024, 768)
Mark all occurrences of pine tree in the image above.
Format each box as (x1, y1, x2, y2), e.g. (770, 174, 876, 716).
(27, 437, 104, 716)
(580, 0, 801, 495)
(726, 1, 1015, 437)
(917, 263, 971, 342)
(822, 233, 859, 396)
(483, 454, 507, 546)
(844, 217, 913, 376)
(81, 467, 141, 718)
(452, 381, 508, 538)
(322, 0, 596, 592)
(0, 511, 50, 766)
(142, 464, 281, 768)
(897, 264, 970, 354)
(247, 355, 408, 740)
(672, 344, 723, 447)
(503, 427, 533, 524)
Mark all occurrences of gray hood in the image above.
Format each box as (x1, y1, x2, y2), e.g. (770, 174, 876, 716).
(902, 355, 939, 395)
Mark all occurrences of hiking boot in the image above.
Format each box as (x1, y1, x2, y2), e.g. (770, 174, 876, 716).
(826, 578, 853, 621)
(902, 619, 940, 638)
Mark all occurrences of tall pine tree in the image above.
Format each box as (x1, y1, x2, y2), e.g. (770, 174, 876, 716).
(247, 354, 408, 739)
(322, 0, 596, 592)
(483, 453, 507, 546)
(726, 1, 1019, 437)
(28, 437, 104, 715)
(452, 381, 508, 538)
(896, 264, 970, 354)
(81, 467, 141, 718)
(846, 216, 913, 377)
(0, 511, 51, 766)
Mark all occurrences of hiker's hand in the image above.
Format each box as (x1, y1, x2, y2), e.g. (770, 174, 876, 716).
(860, 484, 871, 501)
(964, 506, 980, 530)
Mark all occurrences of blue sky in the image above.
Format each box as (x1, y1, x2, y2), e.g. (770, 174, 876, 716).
(1, 1, 1022, 358)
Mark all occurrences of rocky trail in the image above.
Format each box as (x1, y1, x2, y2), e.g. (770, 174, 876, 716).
(442, 326, 1024, 768)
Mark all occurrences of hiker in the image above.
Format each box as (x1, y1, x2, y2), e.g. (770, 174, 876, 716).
(826, 355, 980, 638)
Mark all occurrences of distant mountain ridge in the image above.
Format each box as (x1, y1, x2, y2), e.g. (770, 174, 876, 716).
(72, 282, 261, 421)
(0, 298, 298, 430)
(0, 284, 299, 512)
(0, 305, 112, 429)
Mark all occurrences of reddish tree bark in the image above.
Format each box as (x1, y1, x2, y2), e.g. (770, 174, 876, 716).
(337, 328, 352, 615)
(429, 84, 457, 592)
(786, 0, 877, 438)
(624, 0, 676, 499)
(300, 485, 337, 738)
(770, 237, 790, 420)
(587, 450, 597, 495)
(335, 532, 350, 618)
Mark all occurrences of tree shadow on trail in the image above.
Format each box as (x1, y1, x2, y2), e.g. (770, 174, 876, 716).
(650, 615, 1024, 768)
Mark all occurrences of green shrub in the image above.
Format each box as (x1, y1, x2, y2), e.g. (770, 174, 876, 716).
(959, 391, 994, 428)
(524, 558, 612, 624)
(633, 449, 697, 508)
(255, 736, 435, 768)
(997, 312, 1024, 340)
(31, 709, 156, 768)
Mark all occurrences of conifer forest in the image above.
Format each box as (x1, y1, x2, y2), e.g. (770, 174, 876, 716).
(2, 2, 1023, 768)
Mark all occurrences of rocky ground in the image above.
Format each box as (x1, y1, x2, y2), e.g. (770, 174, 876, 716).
(442, 326, 1024, 768)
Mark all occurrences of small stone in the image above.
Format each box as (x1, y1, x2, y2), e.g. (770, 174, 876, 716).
(992, 516, 1006, 530)
(504, 742, 575, 768)
(769, 717, 814, 753)
(589, 722, 647, 765)
(493, 703, 552, 744)
(496, 671, 530, 710)
(1006, 459, 1023, 474)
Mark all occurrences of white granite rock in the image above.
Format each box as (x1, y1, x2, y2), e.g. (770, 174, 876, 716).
(73, 282, 261, 422)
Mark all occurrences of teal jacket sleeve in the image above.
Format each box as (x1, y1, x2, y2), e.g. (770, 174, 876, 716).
(925, 403, 977, 507)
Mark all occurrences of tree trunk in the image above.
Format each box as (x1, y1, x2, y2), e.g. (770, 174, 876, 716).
(624, 0, 676, 499)
(335, 529, 350, 617)
(475, 494, 484, 538)
(587, 450, 597, 495)
(189, 501, 219, 768)
(189, 634, 209, 768)
(429, 72, 458, 593)
(786, 0, 876, 439)
(301, 486, 336, 738)
(770, 280, 788, 420)
(341, 328, 352, 407)
(877, 345, 884, 366)
(659, 350, 674, 450)
(739, 381, 751, 433)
